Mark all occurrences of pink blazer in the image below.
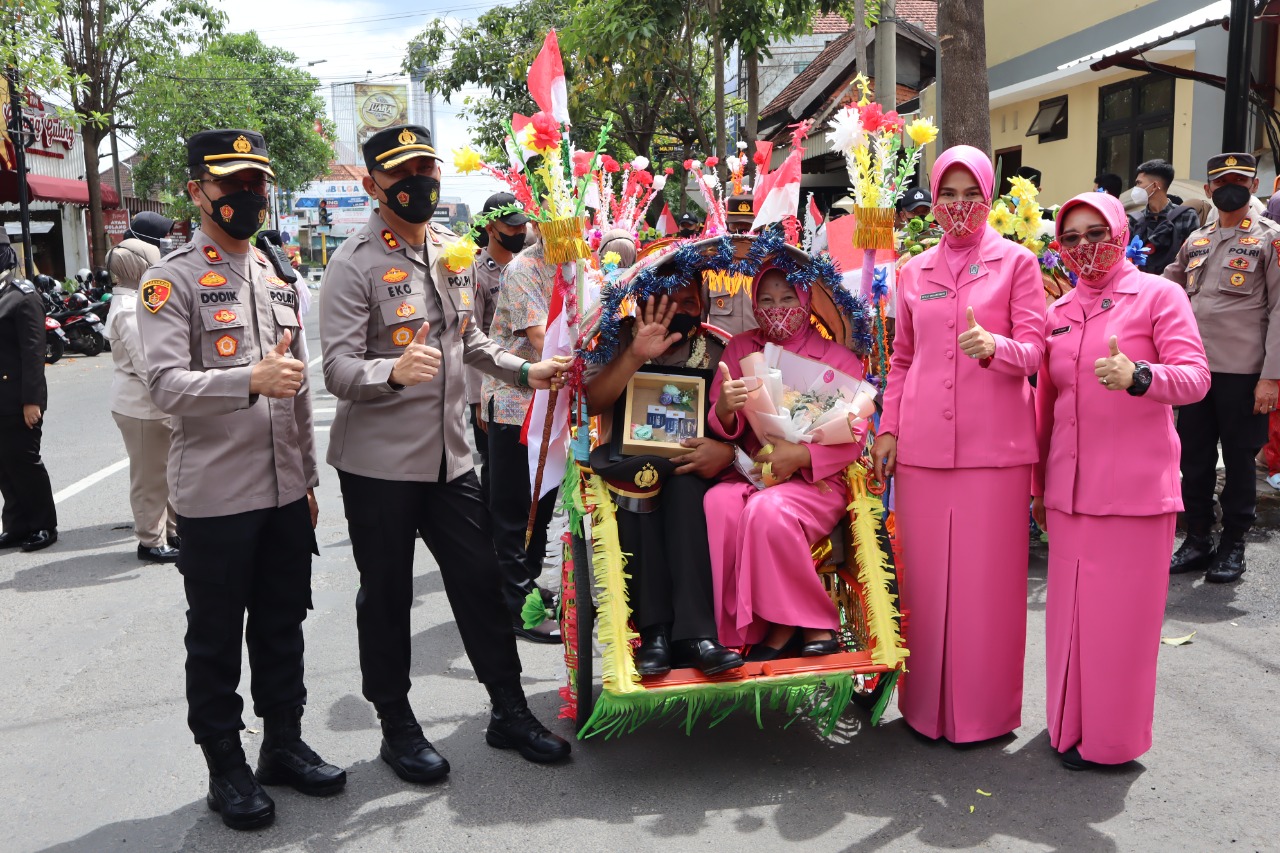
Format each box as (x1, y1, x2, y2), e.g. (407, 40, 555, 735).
(881, 226, 1047, 468)
(1033, 269, 1209, 516)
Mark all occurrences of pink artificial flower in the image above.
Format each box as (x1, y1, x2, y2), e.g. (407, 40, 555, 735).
(632, 170, 653, 187)
(530, 111, 561, 151)
(682, 158, 694, 171)
(752, 150, 767, 167)
(572, 150, 595, 178)
(705, 156, 719, 168)
(881, 110, 904, 134)
(601, 154, 621, 173)
(859, 102, 884, 134)
(664, 166, 674, 175)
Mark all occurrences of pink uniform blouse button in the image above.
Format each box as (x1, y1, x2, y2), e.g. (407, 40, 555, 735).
(946, 350, 954, 359)
(944, 379, 953, 389)
(944, 410, 954, 420)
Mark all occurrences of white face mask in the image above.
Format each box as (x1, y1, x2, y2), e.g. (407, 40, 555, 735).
(1130, 185, 1150, 207)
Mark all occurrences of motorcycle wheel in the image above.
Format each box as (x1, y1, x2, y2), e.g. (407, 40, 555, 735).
(45, 336, 64, 364)
(79, 330, 104, 357)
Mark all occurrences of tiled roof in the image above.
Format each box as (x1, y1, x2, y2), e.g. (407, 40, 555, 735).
(812, 13, 850, 34)
(761, 27, 859, 122)
(765, 80, 920, 145)
(325, 163, 369, 180)
(811, 2, 936, 36)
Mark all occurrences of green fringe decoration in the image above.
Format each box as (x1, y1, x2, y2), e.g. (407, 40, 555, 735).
(521, 589, 553, 630)
(579, 672, 860, 740)
(869, 670, 899, 727)
(558, 458, 586, 538)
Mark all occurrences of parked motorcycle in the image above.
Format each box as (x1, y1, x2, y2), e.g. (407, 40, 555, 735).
(41, 285, 107, 357)
(44, 315, 68, 364)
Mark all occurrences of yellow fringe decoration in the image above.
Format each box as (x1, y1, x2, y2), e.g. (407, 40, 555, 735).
(853, 206, 895, 250)
(583, 474, 643, 694)
(847, 464, 910, 670)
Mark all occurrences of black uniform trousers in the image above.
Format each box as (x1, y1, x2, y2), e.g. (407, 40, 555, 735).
(1178, 371, 1268, 541)
(614, 473, 718, 641)
(177, 498, 313, 743)
(337, 468, 521, 707)
(0, 416, 56, 536)
(487, 412, 557, 617)
(470, 404, 491, 506)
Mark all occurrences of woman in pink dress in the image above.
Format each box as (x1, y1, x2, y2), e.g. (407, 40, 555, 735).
(871, 145, 1047, 743)
(1033, 192, 1208, 769)
(704, 265, 866, 659)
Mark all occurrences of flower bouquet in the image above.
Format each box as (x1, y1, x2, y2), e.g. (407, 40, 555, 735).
(985, 175, 1073, 303)
(737, 343, 877, 448)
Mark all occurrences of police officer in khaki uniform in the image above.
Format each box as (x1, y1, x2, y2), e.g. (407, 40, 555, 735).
(319, 125, 571, 786)
(137, 129, 344, 831)
(467, 192, 529, 503)
(708, 195, 760, 335)
(1163, 152, 1280, 583)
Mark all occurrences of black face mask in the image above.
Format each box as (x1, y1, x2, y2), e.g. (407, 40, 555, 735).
(205, 188, 268, 240)
(379, 174, 440, 224)
(1212, 183, 1252, 214)
(495, 230, 527, 253)
(667, 312, 700, 343)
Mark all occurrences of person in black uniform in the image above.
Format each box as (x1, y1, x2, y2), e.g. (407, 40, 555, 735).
(0, 232, 58, 553)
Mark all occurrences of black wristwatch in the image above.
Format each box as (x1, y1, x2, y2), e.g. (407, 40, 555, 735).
(1127, 361, 1153, 397)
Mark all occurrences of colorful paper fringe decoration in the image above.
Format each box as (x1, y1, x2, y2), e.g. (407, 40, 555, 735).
(582, 474, 642, 695)
(847, 464, 909, 671)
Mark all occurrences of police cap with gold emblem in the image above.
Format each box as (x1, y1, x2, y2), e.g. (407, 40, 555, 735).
(364, 124, 443, 171)
(725, 193, 755, 224)
(187, 129, 275, 178)
(1207, 152, 1257, 179)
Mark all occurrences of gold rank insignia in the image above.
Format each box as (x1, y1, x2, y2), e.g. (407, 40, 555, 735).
(213, 309, 237, 324)
(1231, 272, 1246, 287)
(460, 290, 471, 307)
(382, 229, 400, 249)
(233, 135, 253, 154)
(634, 464, 659, 489)
(398, 128, 417, 145)
(383, 267, 408, 283)
(1240, 237, 1261, 245)
(214, 334, 238, 356)
(1230, 257, 1249, 269)
(199, 271, 227, 287)
(204, 245, 223, 262)
(395, 302, 416, 318)
(1192, 238, 1211, 247)
(140, 279, 172, 313)
(391, 326, 414, 347)
(1242, 218, 1253, 229)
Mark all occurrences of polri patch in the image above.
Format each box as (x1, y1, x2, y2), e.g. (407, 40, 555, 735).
(395, 302, 416, 318)
(383, 267, 408, 283)
(1230, 257, 1249, 269)
(391, 326, 414, 347)
(199, 271, 227, 287)
(1192, 238, 1211, 247)
(920, 290, 948, 301)
(214, 334, 238, 357)
(266, 275, 290, 288)
(141, 279, 172, 313)
(213, 309, 237, 324)
(1230, 272, 1246, 287)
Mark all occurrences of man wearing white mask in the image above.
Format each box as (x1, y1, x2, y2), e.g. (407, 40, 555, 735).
(1128, 159, 1199, 275)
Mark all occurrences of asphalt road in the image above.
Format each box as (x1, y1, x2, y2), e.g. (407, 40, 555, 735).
(2, 313, 1278, 853)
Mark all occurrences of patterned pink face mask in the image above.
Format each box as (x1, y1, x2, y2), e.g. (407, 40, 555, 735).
(753, 305, 809, 341)
(1060, 239, 1125, 282)
(933, 200, 991, 238)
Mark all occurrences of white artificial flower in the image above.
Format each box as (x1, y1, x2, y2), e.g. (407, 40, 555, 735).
(736, 140, 748, 150)
(703, 172, 720, 190)
(725, 155, 741, 172)
(652, 175, 667, 191)
(689, 159, 701, 171)
(631, 156, 650, 171)
(1036, 217, 1055, 239)
(826, 105, 865, 154)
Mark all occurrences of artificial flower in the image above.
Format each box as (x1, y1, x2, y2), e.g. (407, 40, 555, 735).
(529, 111, 561, 153)
(1022, 238, 1045, 256)
(752, 149, 768, 167)
(631, 156, 650, 171)
(682, 158, 694, 171)
(881, 110, 904, 134)
(602, 154, 621, 173)
(859, 102, 885, 134)
(689, 159, 701, 171)
(652, 174, 667, 191)
(1013, 202, 1041, 239)
(702, 172, 720, 189)
(602, 250, 622, 267)
(452, 147, 483, 174)
(443, 237, 478, 272)
(988, 201, 1015, 235)
(1126, 235, 1150, 267)
(736, 140, 748, 150)
(827, 105, 865, 154)
(572, 150, 595, 178)
(632, 169, 653, 187)
(1007, 175, 1039, 204)
(904, 117, 938, 147)
(664, 166, 674, 175)
(705, 156, 719, 168)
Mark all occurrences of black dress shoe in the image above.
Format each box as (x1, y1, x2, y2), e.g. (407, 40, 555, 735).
(376, 700, 450, 783)
(800, 636, 841, 657)
(0, 531, 27, 549)
(255, 707, 346, 796)
(512, 614, 561, 644)
(167, 534, 182, 549)
(1060, 746, 1102, 771)
(746, 632, 801, 662)
(201, 735, 275, 830)
(19, 530, 56, 552)
(485, 683, 571, 763)
(672, 638, 745, 676)
(1170, 534, 1214, 574)
(138, 543, 180, 563)
(1206, 539, 1246, 583)
(635, 626, 671, 676)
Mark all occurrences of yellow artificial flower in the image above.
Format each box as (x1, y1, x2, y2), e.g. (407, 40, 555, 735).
(1013, 202, 1041, 239)
(443, 236, 478, 273)
(453, 147, 483, 174)
(1022, 238, 1045, 256)
(1007, 175, 1039, 204)
(988, 202, 1015, 235)
(904, 117, 938, 147)
(602, 251, 622, 267)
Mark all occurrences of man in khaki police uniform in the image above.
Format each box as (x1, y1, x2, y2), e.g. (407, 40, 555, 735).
(137, 129, 344, 832)
(319, 124, 571, 786)
(1163, 152, 1280, 584)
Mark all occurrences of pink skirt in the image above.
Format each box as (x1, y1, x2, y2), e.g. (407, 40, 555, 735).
(894, 464, 1031, 742)
(1045, 509, 1174, 764)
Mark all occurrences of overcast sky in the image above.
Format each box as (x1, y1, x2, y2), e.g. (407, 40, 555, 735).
(219, 0, 508, 211)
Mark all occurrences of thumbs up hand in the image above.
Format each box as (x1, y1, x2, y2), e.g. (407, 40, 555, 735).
(391, 321, 443, 387)
(715, 361, 751, 424)
(250, 327, 307, 398)
(957, 306, 997, 360)
(1094, 335, 1135, 391)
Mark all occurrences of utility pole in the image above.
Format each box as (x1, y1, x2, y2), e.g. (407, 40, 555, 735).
(875, 0, 898, 112)
(6, 42, 34, 279)
(1222, 0, 1254, 151)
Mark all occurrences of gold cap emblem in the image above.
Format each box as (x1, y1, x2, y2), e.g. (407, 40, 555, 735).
(398, 129, 417, 145)
(737, 202, 751, 212)
(634, 464, 659, 489)
(232, 135, 252, 154)
(1226, 155, 1238, 167)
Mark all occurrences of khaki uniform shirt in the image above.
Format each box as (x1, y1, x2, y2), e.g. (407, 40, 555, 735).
(1163, 213, 1280, 377)
(320, 210, 524, 482)
(466, 248, 506, 406)
(136, 231, 319, 519)
(702, 269, 757, 335)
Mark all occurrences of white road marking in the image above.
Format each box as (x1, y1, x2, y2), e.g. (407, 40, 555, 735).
(313, 407, 336, 414)
(54, 458, 129, 504)
(315, 426, 330, 432)
(308, 354, 323, 367)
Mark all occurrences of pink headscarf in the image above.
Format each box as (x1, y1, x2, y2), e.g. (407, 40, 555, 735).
(1055, 191, 1133, 289)
(750, 261, 812, 348)
(930, 145, 995, 203)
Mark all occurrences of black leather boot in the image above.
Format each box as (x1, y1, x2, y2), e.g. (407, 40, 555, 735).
(1206, 538, 1246, 583)
(635, 625, 672, 676)
(1170, 533, 1215, 574)
(671, 638, 745, 676)
(376, 699, 450, 783)
(201, 734, 274, 830)
(255, 706, 346, 796)
(485, 683, 571, 763)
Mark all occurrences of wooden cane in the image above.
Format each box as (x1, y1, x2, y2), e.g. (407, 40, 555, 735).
(524, 385, 559, 549)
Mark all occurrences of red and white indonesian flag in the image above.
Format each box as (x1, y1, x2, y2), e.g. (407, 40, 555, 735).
(751, 146, 802, 230)
(522, 271, 574, 499)
(528, 29, 571, 126)
(657, 202, 677, 236)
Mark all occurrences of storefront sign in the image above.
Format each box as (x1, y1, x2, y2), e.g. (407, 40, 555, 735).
(1, 90, 76, 159)
(105, 209, 130, 244)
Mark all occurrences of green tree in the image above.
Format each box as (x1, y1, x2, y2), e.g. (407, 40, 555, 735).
(1, 1, 82, 100)
(55, 0, 225, 265)
(128, 31, 335, 220)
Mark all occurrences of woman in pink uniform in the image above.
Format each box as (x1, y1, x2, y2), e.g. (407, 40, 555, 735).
(1032, 192, 1208, 769)
(705, 265, 866, 660)
(872, 145, 1046, 743)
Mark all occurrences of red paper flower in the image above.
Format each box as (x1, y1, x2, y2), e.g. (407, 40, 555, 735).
(859, 102, 884, 134)
(752, 151, 767, 166)
(601, 154, 621, 173)
(705, 156, 719, 168)
(664, 166, 674, 175)
(881, 110, 904, 134)
(530, 111, 561, 151)
(682, 158, 694, 171)
(632, 170, 653, 187)
(572, 150, 595, 178)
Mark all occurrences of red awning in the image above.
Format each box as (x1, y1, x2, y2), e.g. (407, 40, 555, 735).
(0, 170, 121, 208)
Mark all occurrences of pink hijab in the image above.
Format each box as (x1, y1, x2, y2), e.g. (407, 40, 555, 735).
(1055, 191, 1133, 290)
(930, 145, 996, 259)
(749, 261, 812, 349)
